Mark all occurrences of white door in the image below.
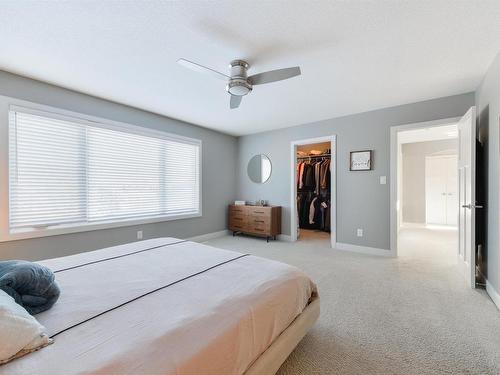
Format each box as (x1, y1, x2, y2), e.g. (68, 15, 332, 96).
(458, 107, 476, 288)
(425, 155, 458, 226)
(446, 156, 458, 226)
(425, 157, 447, 224)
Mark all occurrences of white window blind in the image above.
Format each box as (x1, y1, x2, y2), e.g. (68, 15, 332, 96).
(8, 108, 201, 233)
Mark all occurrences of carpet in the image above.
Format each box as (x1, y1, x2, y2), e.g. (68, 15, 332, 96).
(206, 227, 500, 374)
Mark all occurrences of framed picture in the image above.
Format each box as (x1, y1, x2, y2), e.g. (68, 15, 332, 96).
(350, 150, 372, 171)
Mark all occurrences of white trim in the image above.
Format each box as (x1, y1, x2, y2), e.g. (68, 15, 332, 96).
(8, 103, 201, 146)
(5, 214, 205, 240)
(290, 135, 337, 249)
(486, 279, 500, 311)
(390, 116, 461, 257)
(335, 242, 393, 257)
(400, 222, 458, 230)
(400, 222, 427, 228)
(3, 213, 203, 242)
(0, 96, 203, 242)
(187, 230, 230, 243)
(278, 234, 293, 242)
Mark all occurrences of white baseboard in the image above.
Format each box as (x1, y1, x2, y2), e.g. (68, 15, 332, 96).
(187, 230, 230, 243)
(335, 242, 393, 257)
(278, 234, 293, 242)
(401, 222, 426, 228)
(486, 279, 500, 311)
(190, 230, 292, 243)
(401, 222, 457, 230)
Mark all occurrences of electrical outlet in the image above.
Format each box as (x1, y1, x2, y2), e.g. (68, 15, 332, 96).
(357, 229, 363, 237)
(380, 176, 387, 185)
(137, 230, 143, 240)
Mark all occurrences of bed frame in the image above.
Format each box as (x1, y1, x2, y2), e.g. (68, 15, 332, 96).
(244, 295, 320, 375)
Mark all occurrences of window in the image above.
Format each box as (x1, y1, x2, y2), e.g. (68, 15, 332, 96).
(8, 107, 201, 236)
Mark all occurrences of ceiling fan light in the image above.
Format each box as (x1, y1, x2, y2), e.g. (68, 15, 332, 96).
(227, 80, 252, 96)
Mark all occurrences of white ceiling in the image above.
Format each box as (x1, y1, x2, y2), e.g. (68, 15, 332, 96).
(1, 1, 500, 136)
(398, 124, 458, 144)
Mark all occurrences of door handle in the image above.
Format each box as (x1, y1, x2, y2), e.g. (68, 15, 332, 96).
(462, 204, 484, 209)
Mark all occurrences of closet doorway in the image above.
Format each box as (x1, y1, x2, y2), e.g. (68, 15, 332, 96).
(290, 136, 336, 248)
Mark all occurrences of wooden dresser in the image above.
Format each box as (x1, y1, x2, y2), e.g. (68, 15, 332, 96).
(228, 205, 281, 242)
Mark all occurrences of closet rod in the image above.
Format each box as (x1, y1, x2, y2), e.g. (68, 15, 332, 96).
(297, 154, 331, 159)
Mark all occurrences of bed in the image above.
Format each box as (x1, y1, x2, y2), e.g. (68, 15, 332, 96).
(1, 238, 319, 375)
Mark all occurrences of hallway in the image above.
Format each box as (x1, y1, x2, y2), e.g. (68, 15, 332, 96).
(398, 225, 458, 264)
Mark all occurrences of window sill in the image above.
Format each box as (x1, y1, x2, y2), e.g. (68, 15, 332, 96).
(0, 212, 202, 243)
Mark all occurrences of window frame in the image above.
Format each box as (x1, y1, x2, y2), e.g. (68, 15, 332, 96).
(1, 100, 202, 242)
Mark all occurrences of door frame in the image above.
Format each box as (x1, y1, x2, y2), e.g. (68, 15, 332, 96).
(290, 135, 337, 248)
(389, 117, 460, 257)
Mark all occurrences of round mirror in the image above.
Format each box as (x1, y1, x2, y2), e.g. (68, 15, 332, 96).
(247, 154, 272, 183)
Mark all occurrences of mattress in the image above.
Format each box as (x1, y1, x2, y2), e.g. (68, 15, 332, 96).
(1, 238, 317, 375)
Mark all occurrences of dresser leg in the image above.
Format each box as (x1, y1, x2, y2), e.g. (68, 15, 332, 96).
(266, 236, 269, 243)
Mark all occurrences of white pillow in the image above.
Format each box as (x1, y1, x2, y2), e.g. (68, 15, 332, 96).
(0, 289, 53, 364)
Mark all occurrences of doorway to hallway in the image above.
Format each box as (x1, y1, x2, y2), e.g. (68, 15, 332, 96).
(391, 107, 483, 288)
(396, 122, 459, 267)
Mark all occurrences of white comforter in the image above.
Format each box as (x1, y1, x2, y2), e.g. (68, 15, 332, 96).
(1, 238, 316, 375)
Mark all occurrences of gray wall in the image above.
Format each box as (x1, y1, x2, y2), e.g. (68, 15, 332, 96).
(0, 69, 481, 261)
(402, 139, 457, 223)
(236, 93, 474, 250)
(475, 51, 500, 296)
(0, 70, 237, 261)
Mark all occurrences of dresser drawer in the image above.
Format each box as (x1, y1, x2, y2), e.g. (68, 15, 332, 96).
(247, 207, 271, 217)
(247, 216, 270, 226)
(229, 222, 247, 232)
(229, 213, 246, 224)
(230, 212, 246, 219)
(229, 205, 246, 214)
(247, 225, 269, 235)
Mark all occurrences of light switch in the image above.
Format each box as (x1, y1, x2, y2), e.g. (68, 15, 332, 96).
(380, 176, 387, 185)
(137, 230, 143, 240)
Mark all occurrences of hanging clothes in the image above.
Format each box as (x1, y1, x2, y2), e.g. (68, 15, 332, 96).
(303, 163, 315, 190)
(296, 155, 332, 232)
(320, 159, 330, 190)
(314, 162, 321, 194)
(297, 162, 305, 189)
(309, 196, 318, 224)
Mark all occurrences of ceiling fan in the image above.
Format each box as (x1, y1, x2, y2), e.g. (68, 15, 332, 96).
(177, 58, 301, 109)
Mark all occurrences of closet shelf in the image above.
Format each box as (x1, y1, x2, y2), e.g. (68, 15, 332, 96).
(297, 154, 331, 159)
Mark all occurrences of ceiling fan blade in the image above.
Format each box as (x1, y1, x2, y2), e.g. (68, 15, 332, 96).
(248, 66, 301, 85)
(230, 95, 242, 109)
(177, 58, 229, 81)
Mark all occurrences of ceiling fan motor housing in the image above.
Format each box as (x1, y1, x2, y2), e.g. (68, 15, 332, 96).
(227, 60, 252, 96)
